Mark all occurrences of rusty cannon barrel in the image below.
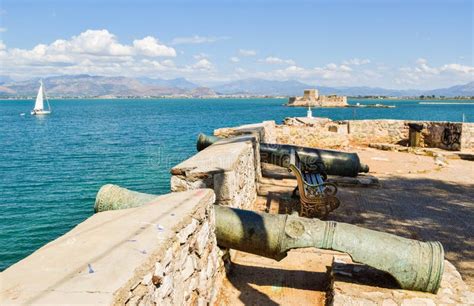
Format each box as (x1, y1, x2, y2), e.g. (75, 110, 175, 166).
(95, 185, 444, 293)
(196, 133, 221, 152)
(196, 133, 369, 177)
(259, 143, 369, 177)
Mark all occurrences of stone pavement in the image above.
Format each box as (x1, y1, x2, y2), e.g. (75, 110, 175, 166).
(218, 147, 473, 305)
(216, 249, 335, 305)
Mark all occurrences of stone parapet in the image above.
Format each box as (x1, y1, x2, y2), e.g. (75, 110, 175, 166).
(274, 118, 474, 151)
(214, 120, 276, 143)
(171, 135, 257, 209)
(214, 119, 473, 151)
(347, 119, 408, 145)
(0, 189, 223, 305)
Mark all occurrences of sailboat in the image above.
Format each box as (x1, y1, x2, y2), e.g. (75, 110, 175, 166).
(31, 80, 51, 115)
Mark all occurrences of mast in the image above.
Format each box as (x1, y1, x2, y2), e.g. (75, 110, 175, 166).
(43, 81, 51, 111)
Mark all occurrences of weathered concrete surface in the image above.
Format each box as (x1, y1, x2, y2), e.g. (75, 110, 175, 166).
(214, 120, 277, 143)
(171, 135, 257, 209)
(217, 249, 335, 305)
(331, 255, 474, 305)
(0, 189, 222, 305)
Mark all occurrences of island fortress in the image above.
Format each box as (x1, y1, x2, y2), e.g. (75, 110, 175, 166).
(288, 89, 348, 107)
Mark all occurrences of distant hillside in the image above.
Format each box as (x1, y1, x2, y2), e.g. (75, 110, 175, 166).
(0, 75, 216, 97)
(213, 79, 309, 96)
(0, 75, 472, 98)
(137, 77, 199, 90)
(425, 82, 474, 97)
(212, 79, 474, 97)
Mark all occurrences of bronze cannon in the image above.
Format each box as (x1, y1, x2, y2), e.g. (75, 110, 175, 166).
(95, 184, 444, 293)
(196, 133, 369, 177)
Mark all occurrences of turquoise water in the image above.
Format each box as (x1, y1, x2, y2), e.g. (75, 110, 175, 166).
(1, 98, 473, 270)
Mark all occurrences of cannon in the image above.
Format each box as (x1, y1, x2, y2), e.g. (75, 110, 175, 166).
(94, 184, 444, 293)
(196, 133, 221, 151)
(196, 133, 369, 177)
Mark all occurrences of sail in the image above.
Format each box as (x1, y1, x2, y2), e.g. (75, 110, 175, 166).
(34, 83, 44, 110)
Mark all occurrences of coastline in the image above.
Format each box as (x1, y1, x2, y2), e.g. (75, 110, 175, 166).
(1, 96, 474, 101)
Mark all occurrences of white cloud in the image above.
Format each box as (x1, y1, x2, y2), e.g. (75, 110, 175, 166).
(413, 58, 438, 74)
(3, 30, 473, 89)
(0, 29, 181, 79)
(342, 58, 371, 66)
(255, 63, 353, 84)
(133, 36, 176, 57)
(396, 58, 474, 87)
(4, 29, 175, 60)
(261, 56, 295, 65)
(161, 59, 176, 68)
(171, 35, 229, 45)
(0, 27, 7, 33)
(192, 59, 214, 71)
(440, 63, 474, 74)
(56, 29, 133, 56)
(193, 53, 209, 60)
(238, 49, 257, 56)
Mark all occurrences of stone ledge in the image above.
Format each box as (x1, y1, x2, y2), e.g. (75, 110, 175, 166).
(329, 254, 474, 305)
(0, 189, 218, 305)
(171, 135, 256, 177)
(214, 120, 276, 143)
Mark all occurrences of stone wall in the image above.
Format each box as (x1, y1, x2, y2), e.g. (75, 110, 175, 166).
(171, 135, 258, 209)
(347, 120, 408, 145)
(0, 189, 224, 305)
(276, 118, 350, 149)
(273, 118, 473, 151)
(461, 122, 474, 150)
(422, 122, 463, 150)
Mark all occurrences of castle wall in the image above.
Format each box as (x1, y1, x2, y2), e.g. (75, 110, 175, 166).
(288, 89, 348, 107)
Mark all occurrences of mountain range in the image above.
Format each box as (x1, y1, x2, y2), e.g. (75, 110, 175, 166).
(0, 74, 473, 98)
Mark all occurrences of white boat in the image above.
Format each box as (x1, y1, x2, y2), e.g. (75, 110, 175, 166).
(31, 80, 51, 115)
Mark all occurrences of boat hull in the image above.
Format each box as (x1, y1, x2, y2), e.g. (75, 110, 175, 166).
(31, 110, 51, 115)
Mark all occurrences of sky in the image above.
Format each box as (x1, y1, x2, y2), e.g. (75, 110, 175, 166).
(0, 0, 472, 89)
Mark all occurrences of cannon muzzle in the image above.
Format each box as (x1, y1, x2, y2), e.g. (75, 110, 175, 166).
(196, 133, 221, 152)
(95, 185, 444, 293)
(196, 133, 369, 177)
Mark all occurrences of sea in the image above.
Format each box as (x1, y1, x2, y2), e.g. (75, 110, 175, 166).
(1, 98, 473, 271)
